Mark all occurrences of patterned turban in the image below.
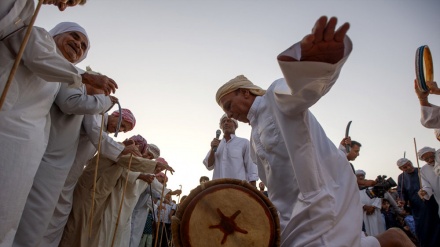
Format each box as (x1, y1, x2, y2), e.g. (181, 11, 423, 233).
(155, 157, 168, 166)
(355, 170, 366, 176)
(417, 146, 436, 160)
(220, 114, 238, 128)
(129, 135, 148, 155)
(215, 75, 266, 105)
(111, 108, 136, 130)
(49, 22, 90, 64)
(156, 171, 168, 183)
(148, 144, 160, 159)
(396, 158, 411, 167)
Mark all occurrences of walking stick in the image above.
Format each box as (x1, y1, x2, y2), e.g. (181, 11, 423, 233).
(154, 169, 168, 247)
(88, 113, 105, 237)
(111, 153, 133, 247)
(413, 138, 423, 190)
(0, 0, 44, 110)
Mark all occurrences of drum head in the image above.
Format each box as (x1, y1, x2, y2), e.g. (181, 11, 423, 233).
(415, 45, 434, 92)
(172, 179, 280, 247)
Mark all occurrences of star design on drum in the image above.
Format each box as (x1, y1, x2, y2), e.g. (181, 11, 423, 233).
(209, 208, 248, 244)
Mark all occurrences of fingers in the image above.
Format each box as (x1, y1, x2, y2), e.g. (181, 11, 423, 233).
(311, 16, 328, 42)
(334, 22, 350, 42)
(323, 17, 337, 41)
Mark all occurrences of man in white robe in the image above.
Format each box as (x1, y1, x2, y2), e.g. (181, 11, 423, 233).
(356, 170, 386, 236)
(42, 109, 138, 247)
(203, 114, 258, 185)
(215, 16, 414, 247)
(12, 22, 117, 247)
(0, 3, 118, 244)
(417, 147, 440, 218)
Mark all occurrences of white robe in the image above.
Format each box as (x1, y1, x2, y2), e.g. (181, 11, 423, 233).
(203, 134, 259, 182)
(359, 189, 386, 236)
(420, 163, 440, 217)
(98, 171, 150, 247)
(247, 37, 367, 246)
(42, 114, 124, 247)
(0, 13, 82, 246)
(13, 84, 112, 247)
(129, 179, 170, 247)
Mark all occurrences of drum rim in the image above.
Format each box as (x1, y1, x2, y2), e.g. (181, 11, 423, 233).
(415, 45, 434, 92)
(171, 178, 280, 247)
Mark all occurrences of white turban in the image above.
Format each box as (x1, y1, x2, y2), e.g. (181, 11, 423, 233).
(417, 146, 435, 160)
(216, 75, 266, 105)
(49, 22, 90, 64)
(148, 144, 160, 159)
(397, 158, 411, 167)
(220, 114, 238, 128)
(355, 170, 366, 176)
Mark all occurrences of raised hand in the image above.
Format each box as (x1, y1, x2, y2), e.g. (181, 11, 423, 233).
(300, 16, 350, 64)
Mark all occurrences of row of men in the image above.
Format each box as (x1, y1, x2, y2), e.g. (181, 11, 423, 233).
(1, 2, 185, 247)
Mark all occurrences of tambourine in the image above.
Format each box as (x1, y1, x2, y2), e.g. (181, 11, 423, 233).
(415, 45, 434, 92)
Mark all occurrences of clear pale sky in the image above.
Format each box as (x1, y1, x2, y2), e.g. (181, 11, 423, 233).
(34, 0, 440, 199)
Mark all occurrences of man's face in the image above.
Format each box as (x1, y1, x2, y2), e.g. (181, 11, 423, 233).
(347, 144, 360, 161)
(143, 151, 155, 160)
(200, 179, 208, 184)
(421, 152, 435, 165)
(107, 116, 134, 134)
(399, 162, 415, 174)
(219, 89, 254, 123)
(356, 174, 365, 180)
(43, 0, 83, 11)
(220, 118, 237, 135)
(53, 31, 88, 64)
(259, 182, 265, 191)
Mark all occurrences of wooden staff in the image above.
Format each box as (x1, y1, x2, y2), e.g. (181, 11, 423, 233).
(88, 113, 105, 237)
(0, 0, 44, 110)
(177, 184, 182, 204)
(110, 153, 133, 247)
(154, 169, 168, 247)
(413, 138, 423, 189)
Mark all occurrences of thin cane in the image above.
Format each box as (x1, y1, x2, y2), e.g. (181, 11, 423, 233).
(0, 0, 44, 110)
(114, 101, 122, 137)
(154, 169, 168, 247)
(413, 138, 423, 190)
(88, 113, 105, 237)
(111, 153, 133, 247)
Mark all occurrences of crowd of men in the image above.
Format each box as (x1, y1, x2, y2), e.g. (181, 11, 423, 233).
(1, 1, 440, 247)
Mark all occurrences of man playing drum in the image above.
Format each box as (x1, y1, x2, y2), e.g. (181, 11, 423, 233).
(215, 16, 414, 247)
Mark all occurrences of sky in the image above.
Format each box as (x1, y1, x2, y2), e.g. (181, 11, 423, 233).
(34, 0, 440, 199)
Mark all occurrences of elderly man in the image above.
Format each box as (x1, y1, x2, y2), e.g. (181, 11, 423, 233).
(60, 136, 174, 247)
(397, 157, 440, 247)
(215, 16, 413, 247)
(203, 114, 258, 186)
(42, 108, 138, 247)
(12, 23, 119, 247)
(417, 147, 440, 218)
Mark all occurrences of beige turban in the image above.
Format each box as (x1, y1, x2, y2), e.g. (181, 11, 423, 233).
(417, 146, 435, 160)
(215, 75, 266, 105)
(397, 158, 411, 167)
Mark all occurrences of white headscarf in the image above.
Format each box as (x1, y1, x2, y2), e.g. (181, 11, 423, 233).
(220, 114, 238, 128)
(417, 146, 435, 160)
(49, 22, 90, 64)
(355, 170, 366, 176)
(396, 158, 411, 167)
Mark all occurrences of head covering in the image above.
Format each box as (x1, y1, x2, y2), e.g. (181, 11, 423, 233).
(156, 171, 168, 182)
(215, 75, 266, 105)
(219, 114, 238, 128)
(155, 157, 168, 166)
(49, 22, 90, 64)
(417, 146, 436, 160)
(148, 144, 160, 159)
(355, 170, 366, 176)
(111, 108, 136, 129)
(435, 129, 440, 139)
(129, 135, 148, 155)
(397, 158, 411, 167)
